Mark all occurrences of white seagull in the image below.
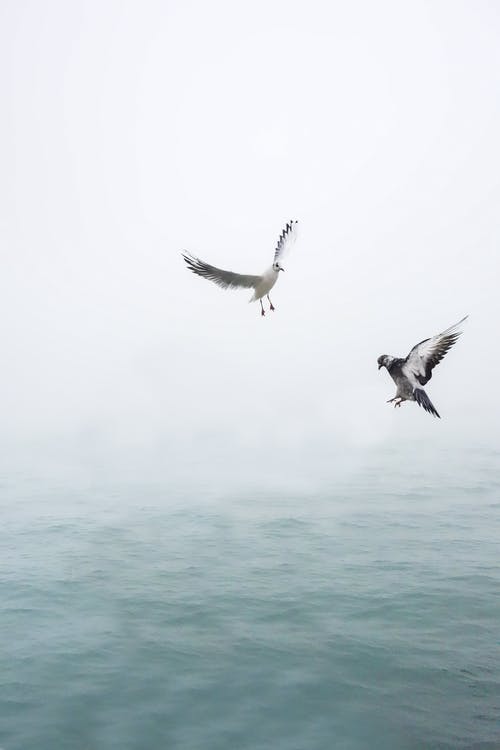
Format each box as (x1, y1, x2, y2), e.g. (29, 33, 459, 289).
(377, 316, 468, 418)
(182, 220, 298, 316)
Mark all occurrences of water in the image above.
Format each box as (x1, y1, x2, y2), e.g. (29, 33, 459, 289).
(1, 446, 500, 749)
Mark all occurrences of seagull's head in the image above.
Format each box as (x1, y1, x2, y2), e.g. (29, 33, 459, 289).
(377, 355, 389, 370)
(273, 262, 285, 273)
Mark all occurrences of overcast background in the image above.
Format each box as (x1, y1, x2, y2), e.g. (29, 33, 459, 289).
(1, 0, 499, 484)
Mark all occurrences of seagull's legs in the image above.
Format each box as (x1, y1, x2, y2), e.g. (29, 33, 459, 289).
(260, 299, 265, 317)
(267, 295, 275, 311)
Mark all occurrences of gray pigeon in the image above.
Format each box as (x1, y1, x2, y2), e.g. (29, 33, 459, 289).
(377, 316, 468, 418)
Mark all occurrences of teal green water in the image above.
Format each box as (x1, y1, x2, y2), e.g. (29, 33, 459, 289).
(1, 447, 499, 749)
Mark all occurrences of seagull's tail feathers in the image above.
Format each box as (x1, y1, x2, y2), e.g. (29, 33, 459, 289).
(414, 388, 440, 418)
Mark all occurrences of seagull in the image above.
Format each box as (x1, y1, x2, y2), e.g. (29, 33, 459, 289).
(182, 220, 298, 316)
(377, 316, 468, 418)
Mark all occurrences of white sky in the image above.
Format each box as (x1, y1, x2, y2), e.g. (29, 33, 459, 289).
(1, 0, 499, 480)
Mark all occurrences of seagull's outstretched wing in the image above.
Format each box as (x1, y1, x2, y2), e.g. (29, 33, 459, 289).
(402, 316, 468, 386)
(273, 220, 299, 263)
(182, 253, 260, 291)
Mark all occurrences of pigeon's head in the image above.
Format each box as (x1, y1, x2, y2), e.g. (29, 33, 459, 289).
(377, 355, 389, 370)
(273, 262, 285, 273)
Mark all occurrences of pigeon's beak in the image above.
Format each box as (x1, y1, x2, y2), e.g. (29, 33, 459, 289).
(280, 266, 285, 272)
(378, 364, 382, 370)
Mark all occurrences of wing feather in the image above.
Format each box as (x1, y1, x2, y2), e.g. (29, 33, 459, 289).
(181, 253, 260, 291)
(402, 316, 468, 386)
(273, 220, 299, 263)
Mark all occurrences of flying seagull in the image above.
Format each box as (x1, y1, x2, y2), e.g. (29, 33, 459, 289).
(377, 316, 468, 418)
(182, 220, 298, 316)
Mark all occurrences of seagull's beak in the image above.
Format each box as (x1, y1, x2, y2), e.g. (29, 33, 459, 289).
(280, 266, 285, 272)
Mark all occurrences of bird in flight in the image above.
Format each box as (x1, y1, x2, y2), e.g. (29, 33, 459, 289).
(182, 220, 298, 316)
(377, 316, 468, 418)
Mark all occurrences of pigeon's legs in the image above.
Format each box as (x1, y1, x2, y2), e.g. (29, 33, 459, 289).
(387, 397, 403, 407)
(260, 299, 265, 317)
(267, 295, 275, 312)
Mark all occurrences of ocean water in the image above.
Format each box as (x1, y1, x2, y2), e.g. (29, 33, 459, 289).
(1, 446, 500, 750)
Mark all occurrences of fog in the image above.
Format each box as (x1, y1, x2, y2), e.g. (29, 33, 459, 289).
(1, 0, 499, 483)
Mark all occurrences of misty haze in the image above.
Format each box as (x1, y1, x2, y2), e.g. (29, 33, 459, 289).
(1, 2, 499, 749)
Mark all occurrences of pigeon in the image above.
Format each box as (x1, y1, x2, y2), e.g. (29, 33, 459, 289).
(377, 316, 468, 418)
(182, 220, 298, 316)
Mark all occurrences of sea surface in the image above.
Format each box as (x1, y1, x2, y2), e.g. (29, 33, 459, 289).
(1, 445, 500, 749)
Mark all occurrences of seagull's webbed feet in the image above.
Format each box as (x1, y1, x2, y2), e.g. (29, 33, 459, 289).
(267, 295, 275, 312)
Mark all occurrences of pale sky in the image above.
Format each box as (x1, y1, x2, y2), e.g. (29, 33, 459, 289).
(1, 0, 499, 481)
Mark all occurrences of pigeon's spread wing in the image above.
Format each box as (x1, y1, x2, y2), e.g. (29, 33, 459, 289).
(182, 253, 260, 291)
(402, 316, 468, 386)
(273, 220, 299, 263)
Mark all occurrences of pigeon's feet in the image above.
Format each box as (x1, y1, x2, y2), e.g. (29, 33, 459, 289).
(393, 398, 403, 408)
(387, 397, 396, 403)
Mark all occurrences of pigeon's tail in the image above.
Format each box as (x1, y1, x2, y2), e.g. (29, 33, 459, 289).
(414, 388, 440, 418)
